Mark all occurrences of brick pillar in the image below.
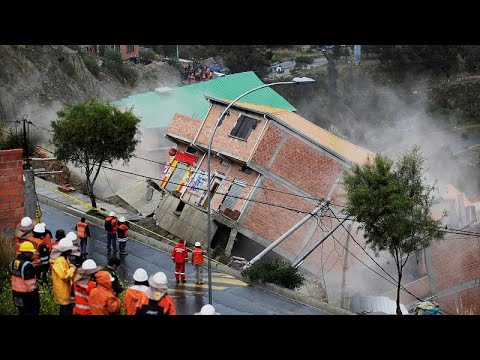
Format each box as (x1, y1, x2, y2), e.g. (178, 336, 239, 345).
(0, 149, 25, 231)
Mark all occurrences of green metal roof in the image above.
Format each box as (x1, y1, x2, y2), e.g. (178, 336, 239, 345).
(112, 71, 296, 129)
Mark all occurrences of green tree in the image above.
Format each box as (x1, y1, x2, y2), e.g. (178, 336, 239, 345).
(342, 146, 444, 315)
(51, 98, 141, 208)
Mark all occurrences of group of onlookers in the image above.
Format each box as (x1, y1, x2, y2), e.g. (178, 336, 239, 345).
(10, 215, 219, 315)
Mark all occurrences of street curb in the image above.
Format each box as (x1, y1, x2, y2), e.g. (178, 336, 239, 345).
(38, 193, 355, 315)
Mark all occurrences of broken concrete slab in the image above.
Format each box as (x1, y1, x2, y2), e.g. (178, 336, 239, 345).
(116, 180, 163, 217)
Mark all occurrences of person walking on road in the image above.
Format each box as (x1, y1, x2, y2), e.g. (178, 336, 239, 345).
(50, 238, 78, 315)
(134, 272, 176, 316)
(75, 217, 91, 256)
(88, 271, 122, 315)
(171, 237, 188, 284)
(124, 268, 149, 315)
(117, 216, 130, 256)
(192, 242, 204, 285)
(105, 211, 118, 253)
(10, 241, 40, 315)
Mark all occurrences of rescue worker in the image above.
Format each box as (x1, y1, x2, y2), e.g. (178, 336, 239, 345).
(88, 271, 122, 315)
(66, 231, 82, 267)
(52, 229, 66, 247)
(102, 257, 124, 296)
(10, 241, 40, 315)
(75, 217, 91, 256)
(26, 223, 50, 284)
(192, 241, 204, 285)
(194, 304, 220, 315)
(72, 259, 101, 315)
(135, 272, 176, 315)
(13, 216, 36, 255)
(123, 268, 149, 315)
(50, 237, 78, 315)
(105, 211, 118, 253)
(171, 237, 188, 284)
(117, 216, 130, 256)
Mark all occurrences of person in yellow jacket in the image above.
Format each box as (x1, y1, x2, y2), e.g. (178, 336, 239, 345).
(50, 237, 78, 315)
(88, 271, 122, 315)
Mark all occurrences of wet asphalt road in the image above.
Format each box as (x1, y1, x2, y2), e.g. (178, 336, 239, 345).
(41, 203, 328, 315)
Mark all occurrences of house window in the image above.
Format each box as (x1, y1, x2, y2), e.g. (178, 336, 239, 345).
(240, 165, 252, 174)
(164, 162, 189, 192)
(229, 115, 257, 140)
(186, 146, 197, 155)
(127, 45, 135, 53)
(221, 180, 246, 210)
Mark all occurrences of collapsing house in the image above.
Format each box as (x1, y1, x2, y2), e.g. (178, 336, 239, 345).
(154, 93, 379, 303)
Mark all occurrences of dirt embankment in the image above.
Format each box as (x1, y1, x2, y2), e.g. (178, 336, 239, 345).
(0, 45, 180, 125)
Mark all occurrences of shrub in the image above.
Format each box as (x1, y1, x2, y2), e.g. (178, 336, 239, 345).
(295, 55, 314, 65)
(83, 55, 100, 77)
(241, 259, 305, 290)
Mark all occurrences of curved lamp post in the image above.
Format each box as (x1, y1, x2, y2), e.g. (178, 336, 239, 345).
(206, 76, 315, 304)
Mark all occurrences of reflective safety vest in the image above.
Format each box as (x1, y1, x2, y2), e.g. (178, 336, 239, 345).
(135, 293, 176, 315)
(192, 248, 204, 265)
(76, 222, 87, 238)
(11, 258, 37, 293)
(73, 280, 96, 315)
(43, 233, 53, 252)
(26, 237, 49, 268)
(124, 285, 148, 315)
(14, 228, 34, 256)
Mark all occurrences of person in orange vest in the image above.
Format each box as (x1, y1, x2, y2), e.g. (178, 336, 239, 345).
(117, 216, 130, 256)
(72, 259, 101, 315)
(171, 237, 188, 284)
(75, 217, 91, 256)
(10, 241, 40, 315)
(26, 223, 51, 284)
(134, 272, 176, 315)
(88, 271, 122, 315)
(192, 241, 205, 285)
(123, 268, 149, 315)
(13, 216, 36, 255)
(105, 211, 118, 253)
(50, 237, 78, 315)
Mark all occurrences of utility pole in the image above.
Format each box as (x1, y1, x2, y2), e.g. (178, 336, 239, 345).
(292, 214, 350, 268)
(243, 200, 330, 270)
(340, 223, 353, 309)
(22, 115, 28, 162)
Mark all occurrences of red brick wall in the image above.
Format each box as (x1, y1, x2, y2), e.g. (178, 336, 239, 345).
(119, 45, 140, 61)
(437, 287, 480, 314)
(167, 114, 201, 142)
(195, 105, 264, 161)
(0, 149, 24, 230)
(251, 123, 283, 168)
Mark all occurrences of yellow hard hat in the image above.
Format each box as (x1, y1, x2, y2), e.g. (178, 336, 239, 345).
(19, 241, 35, 253)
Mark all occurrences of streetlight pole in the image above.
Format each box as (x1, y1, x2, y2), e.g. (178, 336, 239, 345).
(206, 77, 315, 304)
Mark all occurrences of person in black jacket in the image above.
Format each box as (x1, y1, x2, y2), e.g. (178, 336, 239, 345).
(102, 257, 124, 296)
(11, 241, 40, 315)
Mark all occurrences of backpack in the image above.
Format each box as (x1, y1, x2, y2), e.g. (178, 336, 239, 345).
(104, 217, 113, 231)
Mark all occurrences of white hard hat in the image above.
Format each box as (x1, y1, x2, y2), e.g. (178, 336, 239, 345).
(119, 216, 126, 222)
(66, 231, 78, 242)
(195, 242, 201, 247)
(82, 259, 98, 271)
(21, 217, 33, 227)
(133, 268, 148, 282)
(33, 223, 46, 233)
(109, 211, 115, 217)
(198, 304, 220, 315)
(149, 272, 168, 288)
(58, 238, 74, 248)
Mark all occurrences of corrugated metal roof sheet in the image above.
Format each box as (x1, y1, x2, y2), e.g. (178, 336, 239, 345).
(213, 99, 375, 166)
(112, 71, 296, 129)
